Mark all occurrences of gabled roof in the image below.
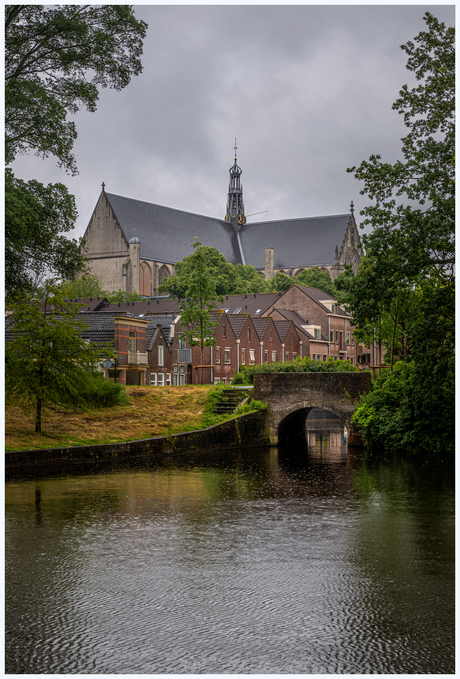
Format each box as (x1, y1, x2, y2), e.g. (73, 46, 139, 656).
(106, 192, 243, 265)
(271, 308, 329, 341)
(273, 320, 293, 343)
(146, 314, 175, 349)
(227, 313, 251, 338)
(239, 213, 351, 270)
(294, 285, 349, 316)
(251, 317, 272, 341)
(102, 298, 181, 317)
(217, 292, 283, 316)
(64, 297, 110, 311)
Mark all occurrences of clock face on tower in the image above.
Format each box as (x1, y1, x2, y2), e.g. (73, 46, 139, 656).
(225, 214, 231, 222)
(236, 214, 246, 225)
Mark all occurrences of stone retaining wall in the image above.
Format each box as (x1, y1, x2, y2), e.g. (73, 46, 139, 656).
(5, 411, 270, 470)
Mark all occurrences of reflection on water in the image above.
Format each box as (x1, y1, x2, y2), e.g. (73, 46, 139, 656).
(5, 414, 454, 674)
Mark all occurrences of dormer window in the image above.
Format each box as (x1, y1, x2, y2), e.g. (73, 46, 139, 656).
(234, 307, 242, 314)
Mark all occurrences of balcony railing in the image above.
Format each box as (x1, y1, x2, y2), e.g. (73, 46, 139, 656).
(128, 351, 148, 365)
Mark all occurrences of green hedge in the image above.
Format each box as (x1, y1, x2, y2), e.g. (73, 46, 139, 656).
(231, 356, 360, 385)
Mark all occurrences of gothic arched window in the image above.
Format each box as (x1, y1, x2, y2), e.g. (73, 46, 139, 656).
(158, 265, 169, 286)
(140, 262, 151, 296)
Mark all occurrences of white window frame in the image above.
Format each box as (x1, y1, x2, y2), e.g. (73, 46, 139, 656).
(158, 344, 164, 367)
(224, 348, 231, 365)
(271, 351, 277, 362)
(249, 349, 255, 365)
(166, 373, 172, 385)
(158, 373, 165, 386)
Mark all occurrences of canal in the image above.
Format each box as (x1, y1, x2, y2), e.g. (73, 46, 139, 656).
(5, 412, 454, 674)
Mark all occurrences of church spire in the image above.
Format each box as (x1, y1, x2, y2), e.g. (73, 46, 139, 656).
(225, 139, 246, 227)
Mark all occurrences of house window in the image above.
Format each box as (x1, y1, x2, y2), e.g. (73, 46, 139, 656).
(270, 331, 273, 343)
(285, 352, 289, 361)
(179, 365, 186, 385)
(158, 344, 164, 366)
(323, 355, 327, 362)
(234, 307, 242, 314)
(173, 364, 178, 386)
(216, 347, 221, 364)
(179, 338, 186, 349)
(335, 331, 339, 343)
(271, 351, 277, 362)
(330, 330, 334, 343)
(224, 348, 231, 364)
(158, 373, 165, 386)
(129, 331, 136, 352)
(255, 309, 262, 315)
(264, 350, 268, 362)
(241, 348, 246, 364)
(150, 373, 157, 386)
(312, 354, 316, 361)
(316, 354, 321, 361)
(223, 324, 226, 338)
(166, 373, 172, 385)
(315, 329, 320, 339)
(292, 352, 297, 360)
(247, 327, 251, 340)
(347, 332, 350, 345)
(249, 349, 255, 365)
(290, 332, 293, 344)
(350, 357, 354, 365)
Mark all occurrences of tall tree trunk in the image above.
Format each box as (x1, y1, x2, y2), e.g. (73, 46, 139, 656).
(35, 396, 42, 433)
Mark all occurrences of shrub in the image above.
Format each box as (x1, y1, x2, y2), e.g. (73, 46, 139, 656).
(61, 371, 129, 409)
(231, 356, 359, 385)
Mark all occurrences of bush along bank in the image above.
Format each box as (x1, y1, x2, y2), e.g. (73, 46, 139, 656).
(351, 361, 454, 457)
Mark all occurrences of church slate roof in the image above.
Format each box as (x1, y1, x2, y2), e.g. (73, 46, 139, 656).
(106, 192, 243, 265)
(102, 298, 181, 316)
(239, 214, 351, 270)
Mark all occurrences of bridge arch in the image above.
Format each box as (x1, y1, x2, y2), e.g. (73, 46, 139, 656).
(252, 372, 371, 446)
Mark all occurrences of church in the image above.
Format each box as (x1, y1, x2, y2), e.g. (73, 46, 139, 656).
(82, 147, 363, 296)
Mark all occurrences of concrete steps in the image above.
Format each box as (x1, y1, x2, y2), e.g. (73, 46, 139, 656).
(213, 388, 252, 414)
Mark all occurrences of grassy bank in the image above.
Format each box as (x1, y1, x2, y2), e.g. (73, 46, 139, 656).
(5, 385, 236, 452)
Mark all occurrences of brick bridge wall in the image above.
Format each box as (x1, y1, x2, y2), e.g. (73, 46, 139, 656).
(252, 372, 372, 445)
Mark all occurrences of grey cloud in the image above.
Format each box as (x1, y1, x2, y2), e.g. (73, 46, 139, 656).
(11, 5, 454, 241)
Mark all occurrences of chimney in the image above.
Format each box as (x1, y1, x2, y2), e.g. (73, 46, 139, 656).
(264, 248, 274, 280)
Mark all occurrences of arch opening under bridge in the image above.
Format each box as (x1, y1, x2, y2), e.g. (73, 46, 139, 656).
(252, 372, 371, 446)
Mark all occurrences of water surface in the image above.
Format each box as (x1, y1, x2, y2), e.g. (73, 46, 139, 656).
(5, 416, 454, 673)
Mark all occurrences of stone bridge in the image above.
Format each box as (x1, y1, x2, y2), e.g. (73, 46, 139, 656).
(252, 372, 372, 446)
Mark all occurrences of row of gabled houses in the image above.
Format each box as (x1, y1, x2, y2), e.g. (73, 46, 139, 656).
(38, 284, 373, 386)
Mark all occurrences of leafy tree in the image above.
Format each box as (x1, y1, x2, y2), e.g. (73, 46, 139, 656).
(233, 264, 271, 293)
(5, 282, 113, 432)
(268, 271, 296, 292)
(178, 240, 223, 383)
(296, 267, 337, 297)
(105, 289, 144, 303)
(5, 168, 84, 301)
(159, 245, 271, 297)
(338, 13, 454, 454)
(62, 272, 107, 300)
(5, 5, 147, 172)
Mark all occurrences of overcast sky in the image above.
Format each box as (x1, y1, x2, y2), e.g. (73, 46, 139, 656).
(11, 4, 455, 243)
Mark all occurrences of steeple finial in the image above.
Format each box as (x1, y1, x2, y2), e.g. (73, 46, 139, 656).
(102, 182, 105, 192)
(225, 141, 245, 226)
(350, 200, 354, 214)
